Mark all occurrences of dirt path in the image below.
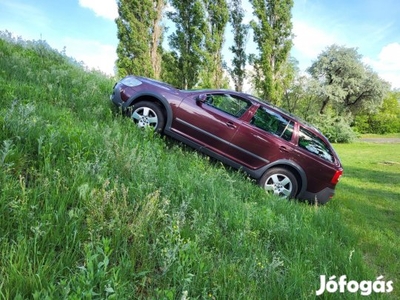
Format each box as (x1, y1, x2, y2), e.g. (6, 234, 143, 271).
(358, 137, 400, 143)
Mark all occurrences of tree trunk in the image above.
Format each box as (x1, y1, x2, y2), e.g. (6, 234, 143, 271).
(151, 0, 164, 79)
(320, 97, 330, 114)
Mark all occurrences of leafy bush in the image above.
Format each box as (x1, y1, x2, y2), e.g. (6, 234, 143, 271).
(353, 91, 400, 134)
(308, 112, 357, 143)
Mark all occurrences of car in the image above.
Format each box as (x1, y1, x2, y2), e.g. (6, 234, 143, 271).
(110, 75, 343, 204)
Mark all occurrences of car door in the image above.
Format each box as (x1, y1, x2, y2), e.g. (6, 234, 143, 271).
(229, 105, 296, 170)
(172, 92, 251, 155)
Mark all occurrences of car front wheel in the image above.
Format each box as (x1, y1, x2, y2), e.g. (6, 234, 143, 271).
(260, 168, 298, 199)
(130, 101, 165, 133)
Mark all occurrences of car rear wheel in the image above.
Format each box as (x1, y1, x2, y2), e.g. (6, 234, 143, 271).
(260, 168, 298, 199)
(130, 101, 165, 133)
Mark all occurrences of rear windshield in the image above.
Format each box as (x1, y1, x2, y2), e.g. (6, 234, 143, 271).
(298, 127, 334, 163)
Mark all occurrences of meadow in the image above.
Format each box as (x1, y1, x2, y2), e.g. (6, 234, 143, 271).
(0, 32, 398, 299)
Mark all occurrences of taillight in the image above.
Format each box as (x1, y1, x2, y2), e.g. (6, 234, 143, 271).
(331, 170, 343, 184)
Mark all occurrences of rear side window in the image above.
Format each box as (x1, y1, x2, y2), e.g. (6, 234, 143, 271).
(298, 127, 334, 163)
(251, 107, 294, 141)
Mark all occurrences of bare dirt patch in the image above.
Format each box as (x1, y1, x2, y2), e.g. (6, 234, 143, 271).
(359, 137, 400, 144)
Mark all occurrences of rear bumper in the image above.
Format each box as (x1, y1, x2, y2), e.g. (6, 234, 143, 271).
(300, 187, 336, 205)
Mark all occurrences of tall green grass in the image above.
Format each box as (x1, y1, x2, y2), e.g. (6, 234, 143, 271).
(0, 32, 397, 299)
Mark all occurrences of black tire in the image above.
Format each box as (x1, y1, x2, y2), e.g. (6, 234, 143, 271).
(259, 167, 298, 199)
(130, 101, 165, 133)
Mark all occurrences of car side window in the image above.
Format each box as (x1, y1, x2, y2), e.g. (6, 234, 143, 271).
(298, 127, 334, 163)
(205, 94, 251, 117)
(251, 107, 294, 141)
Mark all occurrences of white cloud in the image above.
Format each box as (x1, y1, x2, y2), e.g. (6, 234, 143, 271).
(78, 0, 118, 20)
(290, 20, 400, 89)
(363, 43, 400, 89)
(376, 43, 400, 70)
(63, 37, 117, 75)
(292, 20, 337, 68)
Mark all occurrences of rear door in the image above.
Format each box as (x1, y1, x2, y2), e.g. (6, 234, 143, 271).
(172, 92, 252, 155)
(229, 105, 296, 169)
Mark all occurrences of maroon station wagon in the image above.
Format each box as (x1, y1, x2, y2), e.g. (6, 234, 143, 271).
(110, 76, 343, 204)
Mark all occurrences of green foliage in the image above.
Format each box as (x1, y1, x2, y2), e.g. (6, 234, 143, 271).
(280, 56, 299, 101)
(1, 33, 398, 299)
(282, 73, 318, 117)
(307, 45, 390, 115)
(354, 91, 400, 134)
(249, 0, 294, 104)
(281, 69, 357, 142)
(228, 0, 249, 92)
(168, 0, 206, 89)
(160, 50, 181, 88)
(282, 45, 398, 140)
(115, 0, 165, 78)
(198, 0, 230, 89)
(282, 76, 319, 121)
(312, 113, 357, 143)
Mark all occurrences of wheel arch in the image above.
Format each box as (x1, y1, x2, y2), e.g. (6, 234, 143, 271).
(262, 160, 307, 197)
(124, 92, 173, 129)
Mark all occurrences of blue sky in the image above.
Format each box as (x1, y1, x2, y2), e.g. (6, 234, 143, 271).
(1, 0, 399, 89)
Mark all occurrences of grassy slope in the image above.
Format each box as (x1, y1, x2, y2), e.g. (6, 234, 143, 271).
(0, 33, 398, 299)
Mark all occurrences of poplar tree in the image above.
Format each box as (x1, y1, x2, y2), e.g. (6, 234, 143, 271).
(160, 50, 181, 87)
(249, 0, 293, 104)
(150, 0, 165, 79)
(228, 0, 249, 92)
(199, 0, 229, 88)
(115, 0, 165, 78)
(168, 0, 206, 89)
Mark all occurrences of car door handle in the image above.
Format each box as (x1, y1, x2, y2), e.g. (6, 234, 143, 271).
(226, 121, 236, 129)
(279, 145, 290, 153)
(253, 134, 270, 143)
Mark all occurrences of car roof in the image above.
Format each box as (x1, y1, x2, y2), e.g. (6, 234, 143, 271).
(182, 87, 325, 136)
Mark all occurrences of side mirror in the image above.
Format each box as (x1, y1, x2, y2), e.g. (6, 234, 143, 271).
(196, 94, 207, 103)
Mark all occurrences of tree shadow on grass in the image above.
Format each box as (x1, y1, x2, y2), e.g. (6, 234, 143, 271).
(337, 184, 400, 291)
(336, 174, 400, 293)
(341, 165, 400, 191)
